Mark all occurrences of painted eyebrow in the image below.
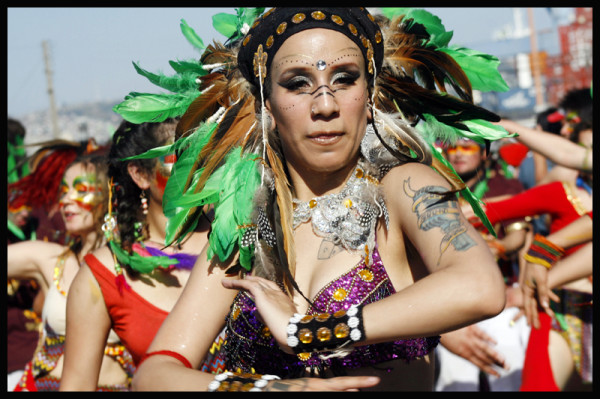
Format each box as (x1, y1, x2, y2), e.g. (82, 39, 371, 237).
(273, 47, 362, 70)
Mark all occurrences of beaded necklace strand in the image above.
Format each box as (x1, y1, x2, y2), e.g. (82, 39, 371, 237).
(53, 252, 70, 297)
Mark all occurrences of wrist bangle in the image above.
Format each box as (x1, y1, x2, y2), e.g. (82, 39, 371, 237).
(286, 304, 365, 359)
(523, 233, 565, 269)
(207, 371, 280, 392)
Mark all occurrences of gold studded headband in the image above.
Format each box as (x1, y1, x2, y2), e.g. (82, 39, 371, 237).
(237, 7, 384, 87)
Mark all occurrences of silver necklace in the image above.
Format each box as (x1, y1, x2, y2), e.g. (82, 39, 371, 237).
(292, 161, 387, 265)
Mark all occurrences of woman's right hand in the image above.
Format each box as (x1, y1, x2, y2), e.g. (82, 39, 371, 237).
(263, 376, 380, 391)
(222, 275, 297, 349)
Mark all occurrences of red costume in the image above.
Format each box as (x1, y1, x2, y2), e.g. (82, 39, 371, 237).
(483, 181, 591, 391)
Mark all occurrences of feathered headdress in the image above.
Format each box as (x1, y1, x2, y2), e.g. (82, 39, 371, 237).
(7, 139, 103, 213)
(114, 7, 513, 297)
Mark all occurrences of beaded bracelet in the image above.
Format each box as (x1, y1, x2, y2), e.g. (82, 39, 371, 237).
(523, 233, 565, 269)
(286, 304, 365, 359)
(207, 371, 280, 392)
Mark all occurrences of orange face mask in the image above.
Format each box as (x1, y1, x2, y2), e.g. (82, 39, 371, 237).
(58, 174, 103, 211)
(446, 142, 481, 155)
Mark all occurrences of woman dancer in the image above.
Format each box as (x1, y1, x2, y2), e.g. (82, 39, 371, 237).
(126, 8, 512, 391)
(8, 143, 135, 391)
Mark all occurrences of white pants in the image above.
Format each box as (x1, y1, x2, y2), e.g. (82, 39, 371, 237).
(7, 370, 24, 391)
(435, 307, 531, 391)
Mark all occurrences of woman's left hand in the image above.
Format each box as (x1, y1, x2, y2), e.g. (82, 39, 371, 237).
(222, 275, 297, 350)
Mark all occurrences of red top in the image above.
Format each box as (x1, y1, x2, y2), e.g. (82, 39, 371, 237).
(485, 181, 589, 255)
(84, 253, 169, 365)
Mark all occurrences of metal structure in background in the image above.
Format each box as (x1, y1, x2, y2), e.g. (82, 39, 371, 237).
(479, 7, 592, 121)
(42, 40, 61, 138)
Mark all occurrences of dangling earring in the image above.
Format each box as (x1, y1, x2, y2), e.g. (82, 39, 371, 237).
(134, 191, 149, 242)
(140, 191, 148, 215)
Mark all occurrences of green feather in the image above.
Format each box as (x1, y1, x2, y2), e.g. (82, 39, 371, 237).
(132, 62, 201, 93)
(108, 240, 177, 274)
(212, 13, 239, 39)
(440, 46, 510, 92)
(381, 8, 453, 48)
(113, 92, 196, 124)
(430, 144, 497, 237)
(180, 19, 205, 51)
(212, 8, 265, 42)
(169, 59, 207, 75)
(418, 113, 513, 147)
(162, 122, 218, 243)
(122, 144, 173, 161)
(205, 148, 260, 262)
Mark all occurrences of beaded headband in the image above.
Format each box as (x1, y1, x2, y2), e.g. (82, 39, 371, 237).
(237, 7, 384, 87)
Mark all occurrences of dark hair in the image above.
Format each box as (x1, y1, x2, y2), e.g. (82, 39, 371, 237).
(559, 87, 592, 112)
(108, 119, 178, 253)
(570, 106, 593, 144)
(536, 107, 562, 135)
(8, 118, 26, 145)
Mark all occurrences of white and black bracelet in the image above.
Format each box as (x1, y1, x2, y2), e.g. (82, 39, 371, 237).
(286, 304, 365, 357)
(207, 371, 280, 392)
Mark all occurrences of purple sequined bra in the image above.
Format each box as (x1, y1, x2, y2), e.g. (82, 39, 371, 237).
(224, 247, 440, 377)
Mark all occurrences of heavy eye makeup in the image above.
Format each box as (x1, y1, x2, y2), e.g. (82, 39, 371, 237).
(276, 66, 361, 94)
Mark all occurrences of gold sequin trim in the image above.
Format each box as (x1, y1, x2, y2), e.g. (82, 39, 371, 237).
(334, 323, 350, 339)
(266, 35, 274, 48)
(358, 269, 374, 282)
(292, 13, 306, 23)
(263, 8, 275, 19)
(242, 34, 251, 47)
(276, 22, 287, 35)
(253, 44, 268, 85)
(348, 23, 358, 36)
(331, 14, 344, 25)
(561, 182, 588, 216)
(333, 287, 348, 302)
(311, 11, 326, 20)
(317, 326, 332, 341)
(361, 36, 369, 48)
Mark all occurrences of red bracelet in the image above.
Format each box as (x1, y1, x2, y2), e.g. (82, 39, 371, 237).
(139, 350, 193, 369)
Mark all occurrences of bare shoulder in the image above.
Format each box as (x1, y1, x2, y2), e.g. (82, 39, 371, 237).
(379, 163, 453, 213)
(380, 162, 451, 191)
(85, 245, 115, 273)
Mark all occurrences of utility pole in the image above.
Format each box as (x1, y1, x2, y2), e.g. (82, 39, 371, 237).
(42, 40, 60, 138)
(527, 8, 545, 111)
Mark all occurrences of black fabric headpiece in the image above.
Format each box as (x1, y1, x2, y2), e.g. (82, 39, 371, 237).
(237, 7, 384, 87)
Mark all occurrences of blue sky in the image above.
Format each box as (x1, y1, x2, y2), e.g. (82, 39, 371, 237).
(7, 7, 573, 118)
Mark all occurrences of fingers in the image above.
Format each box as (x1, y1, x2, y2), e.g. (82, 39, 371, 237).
(221, 275, 280, 293)
(472, 333, 508, 376)
(471, 325, 497, 346)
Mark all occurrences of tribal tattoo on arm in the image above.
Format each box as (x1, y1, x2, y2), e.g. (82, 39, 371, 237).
(264, 378, 310, 391)
(403, 177, 476, 264)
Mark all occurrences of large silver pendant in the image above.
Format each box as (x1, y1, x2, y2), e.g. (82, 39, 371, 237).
(292, 162, 386, 265)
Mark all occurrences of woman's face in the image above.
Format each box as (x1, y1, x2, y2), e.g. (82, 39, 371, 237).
(266, 28, 370, 175)
(58, 162, 103, 235)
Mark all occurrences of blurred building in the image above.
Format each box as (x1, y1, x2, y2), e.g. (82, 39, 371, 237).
(543, 7, 593, 105)
(478, 7, 592, 121)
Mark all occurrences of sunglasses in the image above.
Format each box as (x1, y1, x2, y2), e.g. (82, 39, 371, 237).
(446, 142, 481, 155)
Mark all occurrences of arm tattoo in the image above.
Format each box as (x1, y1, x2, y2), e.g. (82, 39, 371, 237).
(403, 177, 476, 262)
(265, 378, 310, 391)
